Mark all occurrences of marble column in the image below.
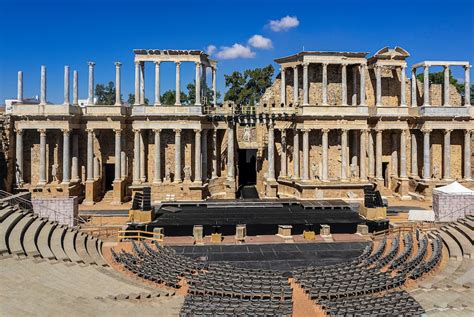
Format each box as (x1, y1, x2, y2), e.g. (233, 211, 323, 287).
(423, 65, 430, 106)
(86, 129, 94, 182)
(360, 129, 367, 180)
(443, 129, 452, 180)
(443, 66, 450, 106)
(375, 66, 382, 107)
(212, 129, 217, 179)
(302, 129, 309, 181)
(154, 129, 161, 184)
(411, 68, 417, 107)
(62, 66, 70, 105)
(38, 129, 47, 185)
(464, 130, 472, 180)
(140, 131, 145, 182)
(227, 125, 234, 181)
(422, 128, 431, 181)
(73, 70, 78, 105)
(194, 129, 202, 183)
(93, 157, 100, 180)
(139, 62, 145, 105)
(201, 65, 207, 101)
(391, 132, 398, 177)
(133, 129, 140, 184)
(71, 134, 79, 182)
(175, 62, 181, 105)
(195, 62, 201, 106)
(280, 66, 286, 105)
(115, 62, 122, 106)
(17, 71, 23, 102)
(62, 129, 70, 183)
(368, 131, 375, 178)
(292, 129, 300, 179)
(134, 62, 140, 105)
(352, 66, 357, 105)
(400, 130, 407, 179)
(341, 64, 347, 106)
(465, 65, 471, 106)
(293, 66, 299, 104)
(341, 129, 348, 181)
(15, 129, 23, 184)
(114, 129, 121, 181)
(174, 129, 181, 183)
(212, 67, 217, 106)
(321, 128, 329, 181)
(411, 131, 418, 178)
(154, 62, 161, 106)
(280, 130, 287, 178)
(400, 66, 407, 107)
(322, 63, 328, 105)
(40, 65, 46, 105)
(359, 64, 367, 106)
(87, 62, 95, 105)
(267, 123, 276, 181)
(303, 63, 309, 105)
(202, 130, 208, 181)
(376, 129, 383, 180)
(121, 151, 126, 180)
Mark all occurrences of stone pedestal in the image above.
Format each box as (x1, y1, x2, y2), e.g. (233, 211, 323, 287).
(356, 224, 369, 236)
(211, 233, 222, 243)
(83, 180, 96, 205)
(398, 178, 411, 200)
(112, 180, 124, 205)
(303, 230, 316, 240)
(193, 225, 204, 245)
(236, 224, 246, 242)
(320, 224, 333, 242)
(153, 227, 164, 240)
(277, 225, 293, 238)
(265, 180, 278, 198)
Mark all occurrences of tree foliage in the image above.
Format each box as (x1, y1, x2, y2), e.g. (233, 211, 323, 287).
(186, 82, 221, 105)
(416, 69, 464, 94)
(224, 65, 274, 104)
(95, 81, 118, 105)
(127, 93, 149, 105)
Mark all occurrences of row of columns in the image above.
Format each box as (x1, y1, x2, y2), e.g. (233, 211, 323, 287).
(280, 63, 367, 106)
(134, 61, 218, 106)
(374, 65, 407, 107)
(265, 127, 473, 182)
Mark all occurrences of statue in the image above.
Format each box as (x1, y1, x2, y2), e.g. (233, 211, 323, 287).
(350, 163, 359, 179)
(311, 162, 319, 180)
(432, 164, 441, 179)
(183, 165, 192, 181)
(243, 125, 252, 142)
(51, 164, 58, 182)
(164, 164, 171, 183)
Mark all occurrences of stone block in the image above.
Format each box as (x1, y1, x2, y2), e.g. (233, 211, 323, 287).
(278, 225, 292, 237)
(211, 233, 222, 243)
(193, 225, 203, 244)
(303, 230, 315, 240)
(235, 224, 246, 242)
(356, 224, 369, 236)
(153, 227, 164, 240)
(320, 224, 331, 236)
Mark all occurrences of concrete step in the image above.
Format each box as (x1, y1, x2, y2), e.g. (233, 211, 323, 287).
(62, 229, 83, 263)
(452, 222, 474, 244)
(76, 233, 96, 265)
(0, 205, 15, 222)
(437, 231, 464, 261)
(36, 221, 58, 260)
(459, 218, 474, 231)
(86, 236, 107, 266)
(443, 225, 473, 259)
(8, 213, 36, 254)
(22, 217, 47, 256)
(0, 210, 27, 254)
(49, 225, 70, 261)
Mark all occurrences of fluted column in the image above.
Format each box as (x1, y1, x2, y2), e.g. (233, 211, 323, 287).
(321, 128, 329, 181)
(40, 65, 46, 105)
(71, 134, 79, 182)
(391, 132, 398, 177)
(322, 63, 328, 105)
(293, 66, 299, 104)
(465, 65, 471, 106)
(87, 62, 95, 105)
(400, 130, 407, 179)
(134, 62, 140, 105)
(352, 66, 357, 105)
(201, 65, 207, 101)
(292, 129, 300, 179)
(359, 64, 366, 106)
(174, 129, 182, 183)
(341, 64, 347, 106)
(38, 129, 47, 185)
(423, 65, 430, 106)
(195, 62, 201, 106)
(133, 129, 140, 184)
(340, 129, 348, 181)
(154, 129, 161, 184)
(400, 66, 407, 107)
(422, 128, 431, 181)
(464, 130, 472, 180)
(17, 71, 23, 102)
(86, 129, 94, 182)
(376, 129, 383, 180)
(15, 129, 24, 184)
(62, 129, 70, 183)
(303, 63, 309, 105)
(443, 129, 452, 180)
(121, 151, 126, 180)
(73, 70, 78, 105)
(212, 129, 218, 179)
(175, 62, 181, 105)
(411, 131, 418, 178)
(140, 131, 145, 182)
(411, 68, 417, 107)
(443, 66, 450, 106)
(154, 62, 161, 106)
(194, 129, 202, 183)
(202, 130, 208, 181)
(280, 130, 287, 178)
(93, 157, 100, 180)
(267, 123, 276, 181)
(61, 65, 69, 105)
(115, 62, 122, 106)
(360, 129, 367, 180)
(375, 65, 382, 107)
(227, 124, 234, 181)
(114, 129, 121, 181)
(302, 129, 309, 181)
(280, 66, 286, 105)
(212, 67, 217, 106)
(368, 130, 375, 178)
(139, 62, 145, 105)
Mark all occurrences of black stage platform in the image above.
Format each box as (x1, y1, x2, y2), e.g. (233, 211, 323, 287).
(131, 200, 371, 236)
(171, 242, 369, 271)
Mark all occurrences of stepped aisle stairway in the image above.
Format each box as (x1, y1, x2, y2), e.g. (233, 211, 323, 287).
(0, 202, 184, 316)
(411, 215, 474, 316)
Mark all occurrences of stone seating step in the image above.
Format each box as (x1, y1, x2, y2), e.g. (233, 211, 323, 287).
(86, 236, 108, 266)
(36, 221, 58, 260)
(8, 213, 36, 254)
(443, 226, 473, 258)
(452, 223, 474, 244)
(0, 205, 15, 222)
(22, 217, 47, 256)
(437, 231, 463, 261)
(0, 209, 27, 254)
(49, 224, 70, 261)
(62, 228, 83, 263)
(459, 218, 474, 231)
(75, 233, 96, 265)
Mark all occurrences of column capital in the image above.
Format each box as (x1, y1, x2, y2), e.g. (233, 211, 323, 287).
(154, 61, 161, 66)
(281, 129, 286, 136)
(132, 128, 141, 133)
(292, 65, 298, 70)
(175, 128, 182, 135)
(341, 63, 348, 67)
(175, 61, 181, 66)
(302, 62, 309, 68)
(302, 128, 310, 133)
(444, 128, 453, 134)
(134, 61, 140, 66)
(443, 65, 449, 70)
(322, 62, 329, 67)
(114, 128, 122, 135)
(115, 62, 122, 67)
(154, 128, 162, 133)
(464, 64, 472, 70)
(62, 128, 71, 135)
(38, 128, 47, 136)
(340, 128, 349, 133)
(195, 61, 201, 66)
(321, 128, 330, 134)
(361, 128, 369, 134)
(465, 129, 472, 134)
(15, 129, 23, 135)
(86, 128, 94, 133)
(194, 129, 202, 134)
(421, 128, 432, 134)
(88, 61, 95, 67)
(375, 127, 383, 134)
(280, 65, 286, 71)
(400, 129, 409, 136)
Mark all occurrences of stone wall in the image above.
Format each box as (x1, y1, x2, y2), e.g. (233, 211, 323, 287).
(32, 196, 79, 226)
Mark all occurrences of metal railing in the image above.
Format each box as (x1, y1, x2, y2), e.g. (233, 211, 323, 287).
(117, 230, 163, 242)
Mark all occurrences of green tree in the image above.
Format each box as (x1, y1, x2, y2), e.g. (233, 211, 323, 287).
(95, 81, 117, 105)
(224, 65, 274, 104)
(416, 69, 464, 94)
(127, 93, 149, 105)
(186, 82, 221, 105)
(161, 90, 189, 105)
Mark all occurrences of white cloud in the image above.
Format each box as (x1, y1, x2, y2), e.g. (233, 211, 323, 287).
(248, 34, 273, 49)
(216, 43, 256, 59)
(206, 44, 217, 55)
(268, 15, 299, 32)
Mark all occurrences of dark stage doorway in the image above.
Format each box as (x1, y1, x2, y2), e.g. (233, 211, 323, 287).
(238, 149, 257, 186)
(104, 164, 115, 191)
(382, 162, 389, 188)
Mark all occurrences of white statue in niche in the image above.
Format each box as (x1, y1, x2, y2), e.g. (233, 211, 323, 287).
(432, 164, 441, 179)
(183, 165, 192, 181)
(243, 125, 252, 142)
(350, 163, 359, 178)
(164, 164, 171, 183)
(311, 162, 320, 180)
(51, 164, 58, 182)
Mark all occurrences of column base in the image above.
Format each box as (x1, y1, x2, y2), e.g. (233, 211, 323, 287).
(112, 180, 124, 205)
(153, 180, 162, 185)
(84, 180, 96, 206)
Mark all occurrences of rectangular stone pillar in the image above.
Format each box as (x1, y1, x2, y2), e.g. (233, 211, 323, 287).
(293, 66, 299, 104)
(134, 62, 140, 105)
(302, 129, 309, 181)
(411, 68, 417, 107)
(195, 62, 201, 106)
(154, 62, 161, 106)
(375, 65, 382, 107)
(360, 64, 366, 106)
(40, 65, 46, 105)
(174, 129, 182, 183)
(133, 129, 140, 184)
(411, 131, 418, 178)
(303, 63, 309, 105)
(154, 129, 161, 184)
(227, 125, 234, 181)
(87, 62, 95, 105)
(212, 129, 218, 179)
(38, 129, 47, 185)
(423, 66, 430, 106)
(321, 128, 329, 181)
(16, 130, 23, 184)
(212, 67, 217, 106)
(464, 65, 471, 106)
(352, 66, 357, 105)
(322, 63, 328, 105)
(139, 62, 145, 105)
(193, 225, 203, 244)
(341, 64, 347, 106)
(267, 124, 276, 181)
(73, 70, 78, 106)
(292, 129, 300, 179)
(62, 129, 70, 183)
(280, 130, 287, 178)
(464, 130, 472, 180)
(391, 132, 398, 177)
(360, 129, 367, 180)
(63, 65, 70, 105)
(17, 71, 23, 102)
(422, 129, 431, 181)
(443, 129, 452, 180)
(280, 66, 286, 105)
(195, 129, 202, 184)
(202, 130, 208, 181)
(376, 129, 383, 180)
(71, 134, 79, 182)
(443, 66, 450, 106)
(115, 62, 122, 106)
(93, 157, 100, 180)
(400, 66, 407, 107)
(368, 131, 375, 178)
(341, 129, 348, 181)
(140, 131, 146, 182)
(400, 130, 407, 179)
(121, 151, 126, 180)
(114, 129, 121, 181)
(175, 62, 181, 105)
(86, 129, 94, 182)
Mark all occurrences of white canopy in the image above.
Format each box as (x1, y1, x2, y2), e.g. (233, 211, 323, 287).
(433, 181, 474, 194)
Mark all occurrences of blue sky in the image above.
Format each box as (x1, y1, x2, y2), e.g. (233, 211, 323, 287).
(0, 0, 473, 104)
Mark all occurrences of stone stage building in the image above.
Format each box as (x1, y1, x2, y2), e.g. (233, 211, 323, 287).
(9, 47, 474, 205)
